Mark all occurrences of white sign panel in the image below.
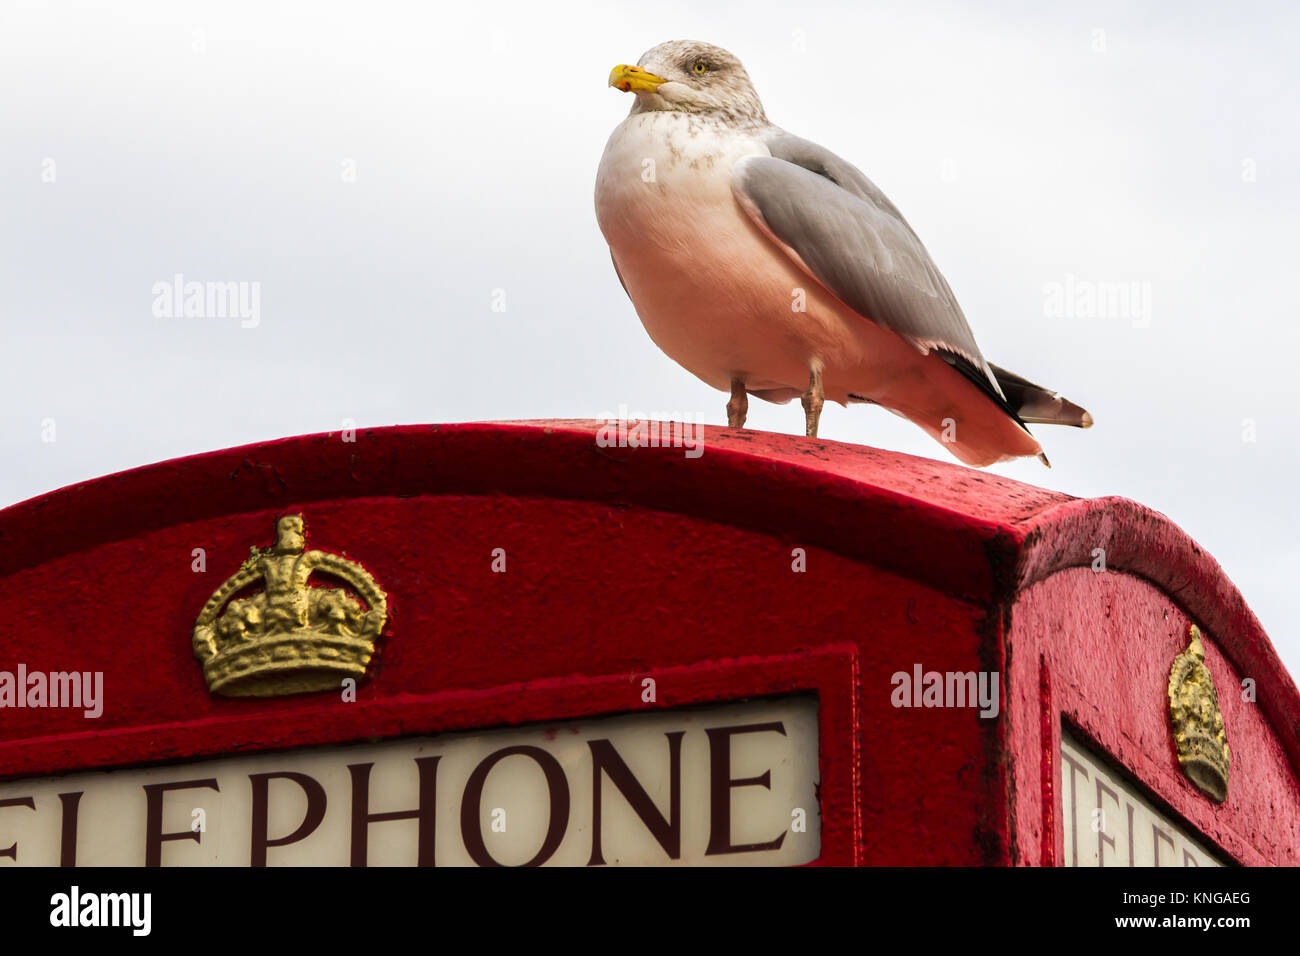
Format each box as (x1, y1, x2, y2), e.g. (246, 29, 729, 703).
(1061, 730, 1221, 867)
(0, 696, 820, 866)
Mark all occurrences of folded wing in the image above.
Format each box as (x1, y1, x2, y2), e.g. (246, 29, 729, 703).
(733, 130, 1003, 400)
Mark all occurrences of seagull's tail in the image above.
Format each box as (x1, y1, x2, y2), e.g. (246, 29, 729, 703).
(989, 364, 1093, 429)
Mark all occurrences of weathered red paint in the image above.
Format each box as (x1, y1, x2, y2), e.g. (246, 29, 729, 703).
(0, 420, 1295, 864)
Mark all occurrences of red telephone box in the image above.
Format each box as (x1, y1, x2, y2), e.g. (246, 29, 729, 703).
(0, 420, 1296, 865)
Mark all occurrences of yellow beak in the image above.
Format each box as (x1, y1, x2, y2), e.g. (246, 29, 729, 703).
(609, 64, 667, 94)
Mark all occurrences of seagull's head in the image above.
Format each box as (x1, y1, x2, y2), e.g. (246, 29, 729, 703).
(608, 40, 768, 126)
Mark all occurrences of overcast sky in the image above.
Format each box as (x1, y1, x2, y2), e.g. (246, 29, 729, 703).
(3, 1, 1298, 676)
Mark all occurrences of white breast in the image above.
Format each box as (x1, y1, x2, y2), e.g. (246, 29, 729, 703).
(595, 112, 826, 392)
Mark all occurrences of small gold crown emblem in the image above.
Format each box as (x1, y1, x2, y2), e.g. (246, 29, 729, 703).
(193, 514, 388, 697)
(1167, 624, 1230, 803)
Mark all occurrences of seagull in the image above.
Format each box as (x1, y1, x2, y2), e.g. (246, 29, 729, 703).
(594, 40, 1092, 467)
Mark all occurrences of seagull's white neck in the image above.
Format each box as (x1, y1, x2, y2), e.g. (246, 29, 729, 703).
(628, 101, 771, 133)
(600, 111, 771, 192)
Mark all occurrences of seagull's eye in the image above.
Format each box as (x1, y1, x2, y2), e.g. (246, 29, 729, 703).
(692, 60, 708, 75)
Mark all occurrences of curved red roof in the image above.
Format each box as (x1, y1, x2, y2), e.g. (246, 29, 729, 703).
(2, 419, 1295, 776)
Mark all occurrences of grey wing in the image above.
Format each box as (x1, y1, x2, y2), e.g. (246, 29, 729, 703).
(737, 129, 1003, 398)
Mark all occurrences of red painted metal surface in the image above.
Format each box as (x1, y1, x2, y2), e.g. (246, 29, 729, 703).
(0, 419, 1295, 864)
(1009, 570, 1300, 865)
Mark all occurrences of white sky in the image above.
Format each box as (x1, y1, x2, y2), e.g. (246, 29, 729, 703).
(3, 0, 1298, 677)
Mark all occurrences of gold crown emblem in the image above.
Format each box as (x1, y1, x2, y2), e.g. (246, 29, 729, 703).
(192, 514, 388, 697)
(1167, 624, 1230, 803)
